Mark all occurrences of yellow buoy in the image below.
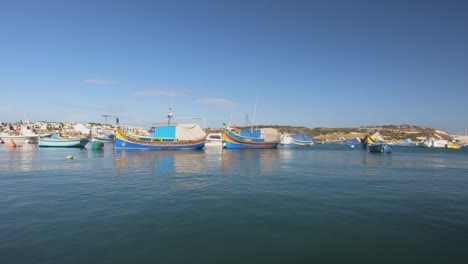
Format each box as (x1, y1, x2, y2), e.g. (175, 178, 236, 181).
(66, 155, 73, 160)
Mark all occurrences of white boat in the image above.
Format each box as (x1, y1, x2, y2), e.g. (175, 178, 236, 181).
(0, 123, 39, 145)
(279, 132, 315, 147)
(204, 132, 223, 148)
(418, 138, 450, 148)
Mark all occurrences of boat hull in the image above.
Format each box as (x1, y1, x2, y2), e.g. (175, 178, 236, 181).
(445, 143, 461, 150)
(279, 133, 314, 147)
(0, 135, 39, 145)
(368, 143, 392, 153)
(222, 128, 279, 149)
(279, 141, 314, 147)
(38, 138, 89, 148)
(114, 128, 205, 150)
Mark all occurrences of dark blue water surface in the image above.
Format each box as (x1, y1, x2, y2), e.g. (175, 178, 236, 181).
(1, 143, 468, 263)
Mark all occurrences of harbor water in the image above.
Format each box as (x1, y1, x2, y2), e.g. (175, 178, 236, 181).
(1, 143, 468, 263)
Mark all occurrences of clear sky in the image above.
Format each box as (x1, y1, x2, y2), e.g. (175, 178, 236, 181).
(1, 0, 467, 134)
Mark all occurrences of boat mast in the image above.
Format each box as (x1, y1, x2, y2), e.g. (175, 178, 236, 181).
(167, 90, 174, 126)
(251, 96, 258, 132)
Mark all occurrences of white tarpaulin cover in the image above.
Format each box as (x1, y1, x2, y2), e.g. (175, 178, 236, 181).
(175, 124, 206, 140)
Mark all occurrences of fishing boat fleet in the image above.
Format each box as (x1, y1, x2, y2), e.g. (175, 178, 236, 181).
(1, 124, 464, 152)
(1, 98, 465, 152)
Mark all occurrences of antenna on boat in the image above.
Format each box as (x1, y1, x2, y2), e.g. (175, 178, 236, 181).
(227, 114, 233, 128)
(167, 89, 174, 126)
(251, 96, 258, 132)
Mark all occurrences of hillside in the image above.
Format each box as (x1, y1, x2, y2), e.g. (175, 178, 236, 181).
(207, 125, 452, 142)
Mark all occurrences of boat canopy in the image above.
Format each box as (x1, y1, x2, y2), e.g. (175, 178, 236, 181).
(150, 123, 206, 140)
(343, 137, 361, 145)
(291, 132, 316, 143)
(371, 132, 385, 142)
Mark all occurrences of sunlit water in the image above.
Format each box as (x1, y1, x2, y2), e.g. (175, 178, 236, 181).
(1, 143, 468, 263)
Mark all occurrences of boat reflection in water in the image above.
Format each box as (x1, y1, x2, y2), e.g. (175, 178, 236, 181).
(115, 150, 205, 174)
(114, 148, 281, 178)
(219, 149, 280, 175)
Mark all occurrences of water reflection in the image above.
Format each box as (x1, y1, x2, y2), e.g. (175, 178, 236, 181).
(114, 148, 281, 176)
(114, 150, 206, 175)
(0, 144, 39, 172)
(220, 149, 280, 174)
(360, 151, 393, 167)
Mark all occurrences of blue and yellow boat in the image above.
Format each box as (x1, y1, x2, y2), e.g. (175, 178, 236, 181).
(222, 127, 281, 149)
(361, 134, 375, 149)
(368, 143, 393, 153)
(115, 124, 206, 150)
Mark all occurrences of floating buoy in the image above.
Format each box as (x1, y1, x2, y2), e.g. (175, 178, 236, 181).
(9, 139, 17, 148)
(351, 145, 355, 148)
(66, 155, 73, 160)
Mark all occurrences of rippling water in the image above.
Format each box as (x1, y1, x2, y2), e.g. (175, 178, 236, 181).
(1, 143, 468, 263)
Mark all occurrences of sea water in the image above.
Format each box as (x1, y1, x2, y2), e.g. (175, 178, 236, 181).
(1, 143, 467, 264)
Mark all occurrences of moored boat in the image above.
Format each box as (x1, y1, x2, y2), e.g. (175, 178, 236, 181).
(445, 143, 461, 150)
(204, 132, 223, 148)
(0, 123, 39, 145)
(361, 134, 375, 149)
(418, 138, 450, 148)
(279, 132, 315, 147)
(368, 143, 392, 153)
(222, 127, 281, 149)
(115, 97, 206, 150)
(38, 134, 89, 148)
(115, 124, 206, 150)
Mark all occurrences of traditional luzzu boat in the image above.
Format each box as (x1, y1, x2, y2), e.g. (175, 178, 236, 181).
(222, 97, 281, 149)
(222, 126, 281, 149)
(361, 133, 376, 149)
(361, 131, 387, 149)
(368, 142, 393, 153)
(114, 105, 206, 150)
(115, 124, 206, 150)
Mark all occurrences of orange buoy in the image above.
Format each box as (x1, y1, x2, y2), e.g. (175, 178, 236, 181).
(9, 139, 17, 148)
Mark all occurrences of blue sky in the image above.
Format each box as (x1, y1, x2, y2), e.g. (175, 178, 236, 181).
(1, 0, 467, 134)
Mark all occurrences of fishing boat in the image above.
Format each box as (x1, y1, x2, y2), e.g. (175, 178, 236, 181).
(368, 143, 392, 153)
(0, 123, 39, 145)
(115, 123, 206, 150)
(279, 132, 316, 147)
(114, 101, 206, 150)
(361, 132, 385, 149)
(222, 97, 281, 149)
(361, 134, 375, 149)
(38, 134, 89, 148)
(222, 126, 281, 149)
